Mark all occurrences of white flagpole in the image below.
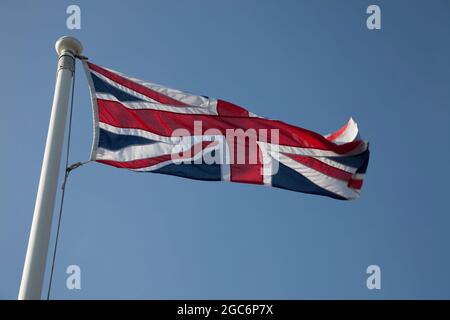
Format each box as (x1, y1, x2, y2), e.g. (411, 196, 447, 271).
(18, 36, 83, 300)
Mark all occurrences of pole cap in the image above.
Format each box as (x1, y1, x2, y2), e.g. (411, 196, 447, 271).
(55, 36, 83, 56)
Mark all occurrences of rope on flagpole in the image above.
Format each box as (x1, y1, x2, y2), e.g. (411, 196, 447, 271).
(46, 61, 91, 300)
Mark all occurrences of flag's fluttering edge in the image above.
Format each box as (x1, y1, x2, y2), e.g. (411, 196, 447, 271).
(83, 62, 369, 200)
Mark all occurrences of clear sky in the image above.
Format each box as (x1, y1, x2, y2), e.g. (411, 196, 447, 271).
(1, 0, 449, 299)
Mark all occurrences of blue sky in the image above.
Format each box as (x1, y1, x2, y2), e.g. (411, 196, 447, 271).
(1, 0, 450, 299)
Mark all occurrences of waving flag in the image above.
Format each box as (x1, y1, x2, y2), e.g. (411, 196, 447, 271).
(83, 61, 369, 200)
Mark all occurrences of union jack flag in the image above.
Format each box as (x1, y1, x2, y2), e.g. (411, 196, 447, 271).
(83, 61, 369, 200)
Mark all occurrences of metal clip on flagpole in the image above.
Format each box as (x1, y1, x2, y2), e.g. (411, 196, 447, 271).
(18, 36, 83, 300)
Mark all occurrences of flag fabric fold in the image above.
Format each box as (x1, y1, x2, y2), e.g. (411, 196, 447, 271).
(83, 61, 369, 200)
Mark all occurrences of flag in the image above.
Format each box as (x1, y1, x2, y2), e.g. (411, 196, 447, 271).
(83, 61, 369, 200)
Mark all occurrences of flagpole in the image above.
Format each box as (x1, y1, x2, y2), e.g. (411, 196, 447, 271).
(18, 36, 83, 300)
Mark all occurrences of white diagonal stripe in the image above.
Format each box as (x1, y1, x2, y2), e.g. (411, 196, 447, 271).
(96, 93, 218, 115)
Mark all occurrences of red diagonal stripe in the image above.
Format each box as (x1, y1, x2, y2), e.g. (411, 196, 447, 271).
(284, 153, 353, 182)
(97, 141, 216, 170)
(88, 62, 189, 106)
